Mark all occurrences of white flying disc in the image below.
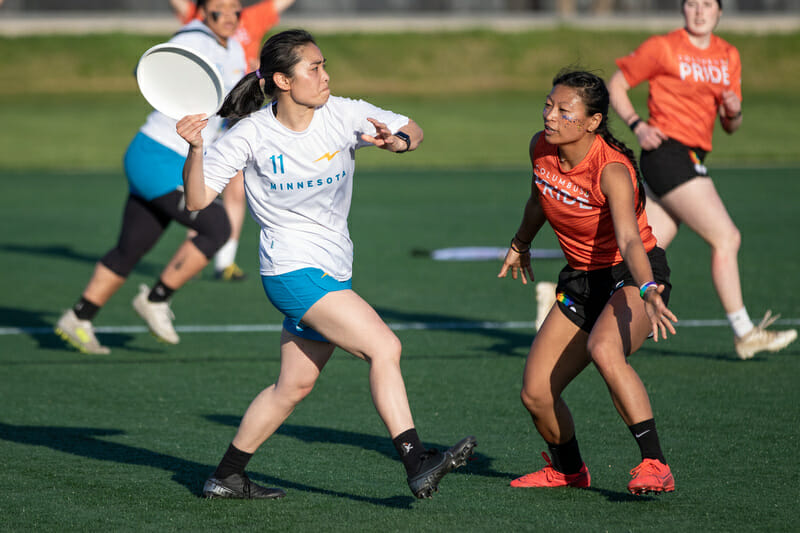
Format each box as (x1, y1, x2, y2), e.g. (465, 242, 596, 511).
(136, 43, 224, 120)
(412, 247, 564, 261)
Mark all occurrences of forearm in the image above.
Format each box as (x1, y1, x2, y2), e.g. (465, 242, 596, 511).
(608, 70, 640, 127)
(182, 146, 213, 211)
(514, 195, 547, 245)
(619, 237, 656, 288)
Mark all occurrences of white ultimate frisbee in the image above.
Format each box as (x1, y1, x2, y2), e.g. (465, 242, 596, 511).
(136, 43, 225, 120)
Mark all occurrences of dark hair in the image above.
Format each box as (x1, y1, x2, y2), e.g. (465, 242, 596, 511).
(196, 0, 207, 9)
(682, 0, 722, 7)
(218, 29, 316, 121)
(552, 69, 646, 215)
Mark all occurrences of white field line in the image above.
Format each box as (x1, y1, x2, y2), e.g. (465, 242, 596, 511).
(2, 318, 799, 336)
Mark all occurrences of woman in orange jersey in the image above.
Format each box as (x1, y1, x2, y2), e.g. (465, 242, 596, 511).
(608, 0, 796, 360)
(498, 70, 678, 495)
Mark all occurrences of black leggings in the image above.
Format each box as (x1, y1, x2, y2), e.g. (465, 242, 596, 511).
(101, 190, 230, 277)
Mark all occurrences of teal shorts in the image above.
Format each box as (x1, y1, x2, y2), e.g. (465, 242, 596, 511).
(124, 132, 184, 201)
(261, 268, 352, 342)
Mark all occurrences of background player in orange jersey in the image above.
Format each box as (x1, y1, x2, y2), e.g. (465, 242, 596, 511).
(608, 0, 797, 359)
(170, 0, 296, 70)
(170, 0, 297, 281)
(498, 70, 678, 495)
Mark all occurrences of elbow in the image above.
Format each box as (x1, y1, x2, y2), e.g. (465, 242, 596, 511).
(184, 196, 205, 212)
(616, 236, 640, 258)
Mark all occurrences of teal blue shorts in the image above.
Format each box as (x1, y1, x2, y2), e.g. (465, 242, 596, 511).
(124, 132, 184, 201)
(261, 268, 352, 342)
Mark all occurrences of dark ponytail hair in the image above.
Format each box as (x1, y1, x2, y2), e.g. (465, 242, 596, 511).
(218, 29, 317, 121)
(552, 69, 647, 215)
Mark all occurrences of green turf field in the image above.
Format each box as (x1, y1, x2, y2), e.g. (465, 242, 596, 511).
(2, 166, 798, 531)
(1, 28, 799, 532)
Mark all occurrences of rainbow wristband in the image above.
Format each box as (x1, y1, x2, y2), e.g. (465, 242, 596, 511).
(639, 281, 658, 300)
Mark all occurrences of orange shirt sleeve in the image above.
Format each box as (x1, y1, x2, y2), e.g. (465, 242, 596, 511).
(615, 35, 667, 89)
(179, 3, 199, 24)
(238, 1, 280, 66)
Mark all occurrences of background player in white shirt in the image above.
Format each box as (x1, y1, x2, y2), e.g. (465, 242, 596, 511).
(54, 0, 246, 354)
(169, 0, 299, 281)
(178, 29, 476, 500)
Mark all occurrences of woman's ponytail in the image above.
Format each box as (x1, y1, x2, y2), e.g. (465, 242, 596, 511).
(218, 72, 265, 121)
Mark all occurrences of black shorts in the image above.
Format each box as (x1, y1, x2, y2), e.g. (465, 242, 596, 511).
(640, 138, 708, 198)
(554, 247, 671, 333)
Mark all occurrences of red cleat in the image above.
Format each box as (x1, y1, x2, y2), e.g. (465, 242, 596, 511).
(510, 452, 590, 488)
(628, 458, 675, 495)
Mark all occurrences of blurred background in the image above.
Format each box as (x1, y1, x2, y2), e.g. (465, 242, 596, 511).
(2, 0, 799, 14)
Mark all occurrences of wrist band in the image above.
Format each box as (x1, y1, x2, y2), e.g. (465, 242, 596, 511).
(510, 238, 530, 255)
(628, 118, 642, 132)
(639, 281, 658, 300)
(394, 131, 411, 153)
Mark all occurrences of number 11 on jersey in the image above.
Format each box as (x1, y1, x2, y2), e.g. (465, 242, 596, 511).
(270, 154, 285, 174)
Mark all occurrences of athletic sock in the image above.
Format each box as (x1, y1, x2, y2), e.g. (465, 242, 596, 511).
(214, 239, 239, 271)
(628, 418, 666, 464)
(728, 307, 754, 338)
(73, 297, 100, 321)
(546, 435, 584, 475)
(392, 428, 426, 476)
(213, 443, 254, 479)
(148, 279, 175, 303)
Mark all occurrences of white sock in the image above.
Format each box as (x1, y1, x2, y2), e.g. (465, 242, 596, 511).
(727, 307, 754, 338)
(214, 239, 238, 271)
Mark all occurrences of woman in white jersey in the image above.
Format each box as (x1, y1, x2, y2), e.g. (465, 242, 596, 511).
(177, 29, 476, 500)
(54, 0, 246, 354)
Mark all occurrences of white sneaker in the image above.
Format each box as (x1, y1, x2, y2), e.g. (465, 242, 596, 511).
(132, 284, 180, 344)
(734, 310, 797, 360)
(535, 281, 557, 332)
(54, 309, 110, 355)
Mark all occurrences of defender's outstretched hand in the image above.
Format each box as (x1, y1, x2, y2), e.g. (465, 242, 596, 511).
(642, 284, 678, 341)
(497, 247, 534, 285)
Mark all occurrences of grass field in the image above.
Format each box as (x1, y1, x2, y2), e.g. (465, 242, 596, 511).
(1, 28, 799, 532)
(2, 166, 799, 531)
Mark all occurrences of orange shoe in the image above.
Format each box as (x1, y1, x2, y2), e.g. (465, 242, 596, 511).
(628, 458, 675, 495)
(510, 452, 590, 488)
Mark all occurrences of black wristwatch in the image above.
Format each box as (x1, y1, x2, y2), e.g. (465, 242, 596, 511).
(394, 131, 411, 153)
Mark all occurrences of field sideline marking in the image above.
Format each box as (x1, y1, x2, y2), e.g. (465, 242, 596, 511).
(2, 318, 799, 336)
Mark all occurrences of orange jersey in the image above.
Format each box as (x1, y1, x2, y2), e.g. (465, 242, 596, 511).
(532, 134, 657, 270)
(616, 28, 741, 152)
(181, 1, 280, 67)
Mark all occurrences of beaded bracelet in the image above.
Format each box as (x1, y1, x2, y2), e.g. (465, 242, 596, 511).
(639, 281, 658, 300)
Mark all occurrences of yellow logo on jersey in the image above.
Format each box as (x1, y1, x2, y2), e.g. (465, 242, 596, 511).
(314, 151, 340, 163)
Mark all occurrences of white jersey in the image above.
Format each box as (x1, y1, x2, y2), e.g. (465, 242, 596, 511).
(139, 20, 246, 156)
(203, 95, 409, 280)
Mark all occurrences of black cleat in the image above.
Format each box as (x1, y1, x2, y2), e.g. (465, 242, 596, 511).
(407, 435, 477, 499)
(202, 473, 286, 499)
